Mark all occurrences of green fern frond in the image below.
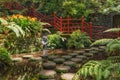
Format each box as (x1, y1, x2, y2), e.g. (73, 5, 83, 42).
(91, 39, 113, 46)
(104, 28, 120, 33)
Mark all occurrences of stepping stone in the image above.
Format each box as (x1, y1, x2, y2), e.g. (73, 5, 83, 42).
(61, 73, 75, 80)
(91, 47, 99, 51)
(71, 58, 82, 63)
(89, 51, 98, 55)
(84, 49, 91, 52)
(83, 53, 93, 57)
(56, 66, 71, 73)
(11, 57, 23, 62)
(69, 53, 78, 57)
(54, 58, 65, 64)
(48, 55, 58, 60)
(22, 55, 33, 59)
(78, 51, 85, 55)
(43, 61, 56, 69)
(64, 61, 76, 67)
(62, 55, 72, 60)
(30, 57, 42, 62)
(76, 55, 87, 60)
(39, 70, 56, 79)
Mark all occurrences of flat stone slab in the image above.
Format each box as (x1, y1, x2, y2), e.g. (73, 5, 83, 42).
(39, 70, 56, 79)
(61, 73, 75, 80)
(62, 55, 72, 60)
(83, 53, 93, 57)
(48, 55, 58, 60)
(69, 53, 78, 57)
(22, 55, 33, 59)
(56, 66, 71, 73)
(30, 57, 42, 62)
(11, 57, 23, 62)
(84, 49, 91, 52)
(71, 58, 82, 63)
(64, 61, 76, 67)
(76, 55, 87, 60)
(43, 61, 56, 69)
(54, 58, 65, 64)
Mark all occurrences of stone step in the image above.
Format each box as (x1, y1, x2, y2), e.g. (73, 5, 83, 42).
(56, 66, 71, 73)
(64, 61, 76, 67)
(62, 55, 72, 60)
(30, 57, 42, 62)
(43, 61, 56, 70)
(22, 55, 33, 59)
(71, 58, 82, 63)
(53, 58, 65, 64)
(61, 73, 75, 80)
(69, 53, 78, 57)
(39, 70, 57, 79)
(11, 57, 23, 62)
(48, 55, 58, 60)
(76, 55, 87, 60)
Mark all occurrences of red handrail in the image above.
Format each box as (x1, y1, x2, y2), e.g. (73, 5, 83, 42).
(3, 2, 93, 38)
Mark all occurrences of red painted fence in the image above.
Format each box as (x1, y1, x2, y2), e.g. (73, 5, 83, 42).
(3, 2, 119, 39)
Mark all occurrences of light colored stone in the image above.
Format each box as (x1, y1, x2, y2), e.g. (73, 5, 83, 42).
(39, 70, 56, 79)
(56, 66, 71, 73)
(11, 57, 23, 62)
(22, 55, 33, 59)
(61, 73, 75, 80)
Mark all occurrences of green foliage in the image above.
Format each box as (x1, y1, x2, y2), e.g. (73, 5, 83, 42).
(47, 33, 63, 49)
(67, 30, 91, 49)
(91, 39, 114, 46)
(106, 39, 120, 56)
(0, 18, 25, 37)
(104, 28, 120, 33)
(73, 59, 120, 80)
(0, 47, 11, 65)
(7, 14, 44, 36)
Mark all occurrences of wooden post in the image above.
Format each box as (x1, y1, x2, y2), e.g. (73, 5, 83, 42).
(89, 22, 93, 38)
(81, 16, 84, 32)
(53, 12, 56, 28)
(67, 16, 70, 34)
(60, 17, 63, 32)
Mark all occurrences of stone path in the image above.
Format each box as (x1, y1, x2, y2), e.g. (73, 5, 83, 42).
(10, 46, 106, 80)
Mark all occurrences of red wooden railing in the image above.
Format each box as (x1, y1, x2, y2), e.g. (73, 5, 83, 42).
(3, 2, 119, 39)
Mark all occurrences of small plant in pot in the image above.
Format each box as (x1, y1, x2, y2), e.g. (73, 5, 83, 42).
(67, 30, 92, 49)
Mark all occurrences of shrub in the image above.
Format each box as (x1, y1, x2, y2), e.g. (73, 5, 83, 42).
(0, 47, 11, 65)
(67, 30, 91, 49)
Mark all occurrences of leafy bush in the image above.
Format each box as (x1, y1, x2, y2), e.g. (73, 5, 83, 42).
(73, 59, 120, 80)
(0, 47, 11, 65)
(67, 30, 91, 49)
(106, 39, 120, 56)
(47, 33, 63, 49)
(7, 14, 44, 35)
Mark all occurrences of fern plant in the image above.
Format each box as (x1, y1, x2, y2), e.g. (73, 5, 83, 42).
(47, 33, 63, 49)
(103, 28, 120, 33)
(91, 39, 113, 47)
(73, 60, 120, 80)
(67, 30, 91, 49)
(106, 39, 120, 56)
